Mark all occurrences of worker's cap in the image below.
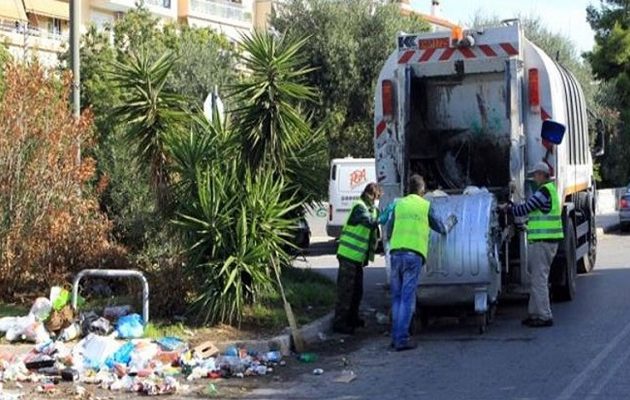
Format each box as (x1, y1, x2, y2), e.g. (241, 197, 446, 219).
(527, 161, 551, 176)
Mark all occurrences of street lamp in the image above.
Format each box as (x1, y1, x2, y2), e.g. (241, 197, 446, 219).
(70, 0, 80, 163)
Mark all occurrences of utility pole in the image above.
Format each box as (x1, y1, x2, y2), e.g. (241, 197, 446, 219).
(70, 0, 81, 164)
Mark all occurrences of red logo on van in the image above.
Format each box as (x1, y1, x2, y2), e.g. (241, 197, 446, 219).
(350, 169, 367, 189)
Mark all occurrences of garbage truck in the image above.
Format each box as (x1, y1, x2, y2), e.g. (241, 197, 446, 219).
(374, 20, 605, 332)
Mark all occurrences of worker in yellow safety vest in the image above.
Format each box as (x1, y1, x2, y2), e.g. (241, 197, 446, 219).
(333, 183, 381, 334)
(384, 175, 457, 351)
(502, 161, 563, 328)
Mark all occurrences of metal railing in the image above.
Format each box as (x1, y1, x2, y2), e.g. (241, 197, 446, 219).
(144, 0, 172, 8)
(0, 21, 68, 42)
(190, 0, 250, 22)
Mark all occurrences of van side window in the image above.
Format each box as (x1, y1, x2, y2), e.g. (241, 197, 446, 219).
(331, 165, 337, 180)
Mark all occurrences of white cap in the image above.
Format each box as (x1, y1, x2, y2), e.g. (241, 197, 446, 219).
(527, 161, 551, 176)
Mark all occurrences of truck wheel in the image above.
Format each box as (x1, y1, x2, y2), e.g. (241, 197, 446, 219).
(578, 193, 596, 274)
(553, 219, 577, 302)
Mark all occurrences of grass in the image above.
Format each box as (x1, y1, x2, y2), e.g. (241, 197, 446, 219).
(144, 322, 191, 339)
(0, 303, 28, 318)
(242, 266, 336, 329)
(141, 266, 336, 339)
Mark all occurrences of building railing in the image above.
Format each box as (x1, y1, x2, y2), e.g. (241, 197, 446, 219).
(0, 21, 68, 48)
(144, 0, 172, 9)
(190, 0, 250, 22)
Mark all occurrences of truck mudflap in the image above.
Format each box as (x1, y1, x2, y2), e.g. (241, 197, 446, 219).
(418, 189, 502, 313)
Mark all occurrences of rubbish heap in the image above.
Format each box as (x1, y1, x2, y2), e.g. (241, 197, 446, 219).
(0, 288, 284, 397)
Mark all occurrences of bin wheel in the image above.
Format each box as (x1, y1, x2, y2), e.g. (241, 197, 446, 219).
(487, 303, 497, 324)
(477, 313, 488, 335)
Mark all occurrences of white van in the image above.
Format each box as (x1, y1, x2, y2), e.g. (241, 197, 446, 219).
(326, 158, 376, 238)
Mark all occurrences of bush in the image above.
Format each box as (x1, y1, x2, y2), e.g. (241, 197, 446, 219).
(173, 160, 296, 326)
(0, 62, 118, 300)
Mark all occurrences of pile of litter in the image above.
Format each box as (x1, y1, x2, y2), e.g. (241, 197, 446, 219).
(0, 288, 285, 397)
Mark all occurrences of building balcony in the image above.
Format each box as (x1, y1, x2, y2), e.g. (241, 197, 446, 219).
(90, 0, 178, 20)
(181, 0, 252, 28)
(0, 21, 68, 53)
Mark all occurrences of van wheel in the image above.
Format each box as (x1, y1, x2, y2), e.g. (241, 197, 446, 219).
(552, 219, 577, 302)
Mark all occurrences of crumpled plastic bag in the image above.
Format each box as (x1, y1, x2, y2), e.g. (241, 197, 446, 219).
(116, 314, 144, 339)
(29, 298, 52, 322)
(4, 315, 50, 344)
(128, 341, 159, 371)
(75, 334, 122, 370)
(49, 286, 70, 311)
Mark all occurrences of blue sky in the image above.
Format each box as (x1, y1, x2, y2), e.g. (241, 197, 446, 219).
(410, 0, 596, 54)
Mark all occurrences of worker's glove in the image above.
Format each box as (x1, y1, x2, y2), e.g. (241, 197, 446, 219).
(498, 201, 513, 213)
(444, 214, 458, 233)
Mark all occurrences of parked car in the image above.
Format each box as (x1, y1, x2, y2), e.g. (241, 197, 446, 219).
(619, 192, 630, 230)
(293, 216, 311, 250)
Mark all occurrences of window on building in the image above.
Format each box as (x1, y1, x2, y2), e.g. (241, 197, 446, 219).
(48, 18, 62, 37)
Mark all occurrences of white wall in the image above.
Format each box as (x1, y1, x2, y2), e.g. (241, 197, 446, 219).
(597, 187, 626, 215)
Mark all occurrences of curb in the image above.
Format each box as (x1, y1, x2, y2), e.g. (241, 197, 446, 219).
(597, 223, 621, 236)
(218, 312, 333, 356)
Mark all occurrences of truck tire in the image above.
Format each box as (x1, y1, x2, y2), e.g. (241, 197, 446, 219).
(552, 219, 577, 302)
(578, 193, 596, 274)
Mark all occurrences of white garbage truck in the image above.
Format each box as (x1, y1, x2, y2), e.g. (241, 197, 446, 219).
(374, 21, 605, 332)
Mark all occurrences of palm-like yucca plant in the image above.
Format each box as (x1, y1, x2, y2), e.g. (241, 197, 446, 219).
(230, 31, 316, 170)
(173, 161, 296, 325)
(109, 51, 187, 212)
(166, 112, 236, 208)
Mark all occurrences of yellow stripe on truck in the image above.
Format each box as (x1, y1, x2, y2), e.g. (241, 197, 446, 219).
(563, 183, 589, 198)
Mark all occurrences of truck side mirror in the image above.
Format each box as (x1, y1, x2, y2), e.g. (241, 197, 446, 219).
(540, 120, 566, 145)
(593, 119, 605, 157)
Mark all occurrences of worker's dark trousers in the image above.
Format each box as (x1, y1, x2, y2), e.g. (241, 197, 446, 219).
(333, 257, 364, 330)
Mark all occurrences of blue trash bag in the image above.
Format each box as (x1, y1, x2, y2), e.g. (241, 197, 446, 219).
(105, 340, 135, 368)
(116, 314, 144, 339)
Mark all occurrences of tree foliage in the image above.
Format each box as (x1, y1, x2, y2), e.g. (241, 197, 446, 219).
(59, 6, 238, 244)
(110, 51, 188, 212)
(271, 0, 429, 158)
(110, 31, 325, 325)
(0, 62, 117, 299)
(587, 0, 630, 186)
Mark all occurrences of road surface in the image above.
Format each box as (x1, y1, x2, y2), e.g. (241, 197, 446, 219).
(245, 221, 630, 400)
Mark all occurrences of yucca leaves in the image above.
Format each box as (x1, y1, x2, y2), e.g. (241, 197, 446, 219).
(173, 161, 295, 325)
(230, 31, 317, 170)
(105, 31, 327, 326)
(109, 51, 188, 212)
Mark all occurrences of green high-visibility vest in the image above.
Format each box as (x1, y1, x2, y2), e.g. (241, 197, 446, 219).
(389, 194, 430, 258)
(337, 200, 378, 264)
(528, 181, 564, 241)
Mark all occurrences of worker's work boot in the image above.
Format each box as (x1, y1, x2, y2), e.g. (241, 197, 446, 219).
(527, 318, 554, 328)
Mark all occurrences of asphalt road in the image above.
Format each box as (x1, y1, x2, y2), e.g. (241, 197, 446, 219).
(245, 226, 630, 400)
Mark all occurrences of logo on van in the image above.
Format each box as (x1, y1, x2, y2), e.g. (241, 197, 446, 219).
(349, 168, 367, 190)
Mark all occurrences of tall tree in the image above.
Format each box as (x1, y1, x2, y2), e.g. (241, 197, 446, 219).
(587, 0, 630, 186)
(271, 0, 429, 158)
(59, 6, 238, 242)
(110, 52, 188, 212)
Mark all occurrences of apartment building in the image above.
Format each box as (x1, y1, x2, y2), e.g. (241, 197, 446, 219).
(0, 0, 70, 66)
(0, 0, 439, 66)
(0, 0, 265, 65)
